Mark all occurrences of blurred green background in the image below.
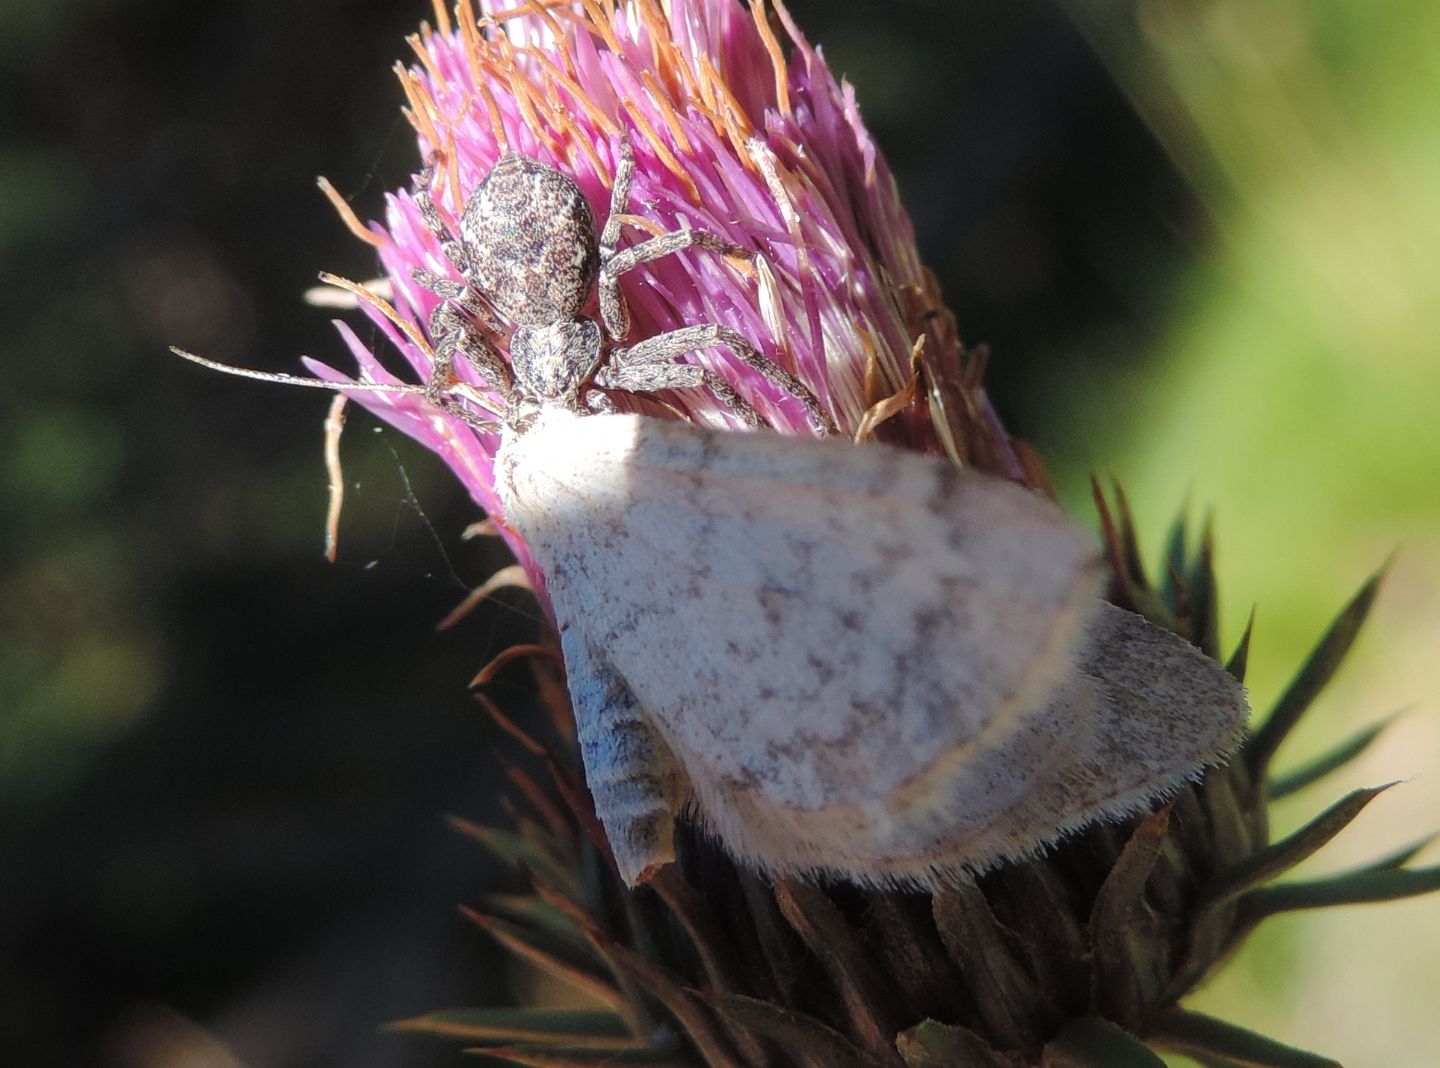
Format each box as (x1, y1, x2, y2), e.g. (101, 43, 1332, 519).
(2, 1, 1434, 1065)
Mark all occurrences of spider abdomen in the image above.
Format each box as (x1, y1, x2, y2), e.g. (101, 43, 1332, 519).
(462, 154, 600, 326)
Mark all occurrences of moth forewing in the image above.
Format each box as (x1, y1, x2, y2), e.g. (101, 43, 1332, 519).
(496, 410, 1248, 888)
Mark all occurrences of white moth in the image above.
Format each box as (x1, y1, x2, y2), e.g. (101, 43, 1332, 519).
(497, 407, 1249, 889)
(179, 144, 1248, 890)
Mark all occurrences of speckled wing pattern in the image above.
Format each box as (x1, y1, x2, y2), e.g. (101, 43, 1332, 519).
(495, 410, 1248, 888)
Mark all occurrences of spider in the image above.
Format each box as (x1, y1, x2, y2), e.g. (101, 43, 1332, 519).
(410, 136, 835, 435)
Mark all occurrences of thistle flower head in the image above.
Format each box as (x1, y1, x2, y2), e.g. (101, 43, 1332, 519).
(288, 4, 1440, 1067)
(316, 0, 1029, 590)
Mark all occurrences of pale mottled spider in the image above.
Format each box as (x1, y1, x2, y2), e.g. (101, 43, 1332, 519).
(410, 136, 835, 435)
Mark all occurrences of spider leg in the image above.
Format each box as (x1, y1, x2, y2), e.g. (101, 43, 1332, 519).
(423, 301, 511, 434)
(595, 348, 761, 428)
(412, 268, 465, 301)
(599, 228, 757, 344)
(408, 160, 514, 432)
(599, 134, 635, 263)
(410, 167, 506, 345)
(598, 135, 637, 341)
(607, 228, 755, 277)
(604, 324, 833, 434)
(595, 136, 756, 341)
(413, 160, 473, 275)
(412, 268, 507, 335)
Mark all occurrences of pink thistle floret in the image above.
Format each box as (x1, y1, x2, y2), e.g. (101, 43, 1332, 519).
(313, 0, 1027, 588)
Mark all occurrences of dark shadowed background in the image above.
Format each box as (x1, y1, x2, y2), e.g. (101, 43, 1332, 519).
(5, 2, 1436, 1066)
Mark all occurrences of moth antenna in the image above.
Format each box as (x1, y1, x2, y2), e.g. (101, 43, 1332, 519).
(170, 346, 430, 398)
